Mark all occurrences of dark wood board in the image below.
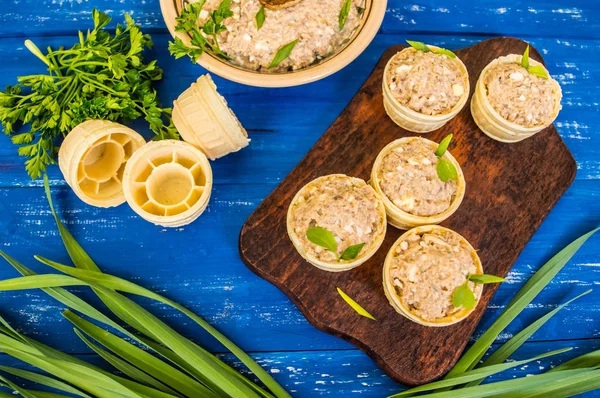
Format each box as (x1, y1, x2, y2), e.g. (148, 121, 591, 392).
(238, 37, 576, 386)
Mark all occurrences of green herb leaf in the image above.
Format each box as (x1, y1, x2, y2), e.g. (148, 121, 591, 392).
(306, 227, 338, 258)
(340, 243, 365, 260)
(406, 40, 431, 52)
(435, 134, 453, 157)
(338, 0, 352, 31)
(452, 282, 476, 309)
(527, 64, 550, 80)
(436, 158, 458, 182)
(269, 39, 298, 69)
(521, 44, 530, 69)
(256, 5, 265, 30)
(468, 274, 506, 284)
(337, 288, 375, 320)
(432, 47, 457, 58)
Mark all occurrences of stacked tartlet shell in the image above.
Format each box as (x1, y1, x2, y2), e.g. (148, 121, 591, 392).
(58, 120, 146, 208)
(287, 174, 387, 272)
(122, 140, 213, 228)
(382, 46, 470, 133)
(370, 137, 466, 230)
(173, 74, 250, 160)
(471, 54, 562, 143)
(383, 225, 483, 327)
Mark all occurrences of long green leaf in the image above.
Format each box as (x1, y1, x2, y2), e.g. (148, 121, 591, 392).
(445, 228, 599, 379)
(0, 366, 91, 398)
(388, 348, 571, 397)
(502, 368, 600, 398)
(36, 257, 289, 398)
(64, 310, 213, 398)
(0, 374, 39, 398)
(549, 349, 600, 373)
(43, 177, 289, 398)
(464, 289, 591, 387)
(73, 330, 179, 396)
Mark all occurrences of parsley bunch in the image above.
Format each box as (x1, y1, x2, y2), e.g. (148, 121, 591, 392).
(169, 0, 233, 63)
(0, 10, 178, 179)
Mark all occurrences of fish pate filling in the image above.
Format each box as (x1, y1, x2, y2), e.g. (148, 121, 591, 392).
(196, 0, 365, 72)
(389, 229, 480, 321)
(378, 139, 457, 217)
(291, 176, 383, 262)
(386, 48, 467, 116)
(483, 63, 559, 128)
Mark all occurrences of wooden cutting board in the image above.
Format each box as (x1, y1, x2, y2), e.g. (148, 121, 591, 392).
(238, 37, 576, 386)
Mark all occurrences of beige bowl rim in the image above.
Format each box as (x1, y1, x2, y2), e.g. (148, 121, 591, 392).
(159, 0, 387, 87)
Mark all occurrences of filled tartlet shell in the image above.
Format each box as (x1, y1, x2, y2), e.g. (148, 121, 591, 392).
(382, 46, 470, 133)
(471, 54, 562, 143)
(286, 174, 387, 272)
(370, 137, 466, 230)
(383, 225, 484, 327)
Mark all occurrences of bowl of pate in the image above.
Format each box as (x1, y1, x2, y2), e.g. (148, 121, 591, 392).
(471, 54, 562, 143)
(160, 0, 387, 87)
(370, 137, 466, 230)
(287, 174, 387, 272)
(383, 45, 470, 133)
(383, 225, 483, 327)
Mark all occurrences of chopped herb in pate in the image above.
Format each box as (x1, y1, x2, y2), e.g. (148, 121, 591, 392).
(290, 176, 384, 263)
(378, 139, 458, 217)
(196, 0, 365, 72)
(386, 48, 467, 116)
(483, 62, 560, 127)
(389, 229, 481, 321)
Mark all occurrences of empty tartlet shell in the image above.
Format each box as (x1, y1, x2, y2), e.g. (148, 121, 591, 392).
(122, 140, 213, 228)
(383, 225, 483, 327)
(471, 54, 562, 143)
(286, 174, 387, 272)
(382, 46, 470, 133)
(370, 137, 466, 230)
(58, 120, 146, 208)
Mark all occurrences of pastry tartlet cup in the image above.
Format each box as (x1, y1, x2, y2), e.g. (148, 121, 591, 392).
(370, 137, 466, 230)
(287, 174, 387, 272)
(173, 74, 250, 160)
(58, 120, 146, 208)
(471, 54, 562, 143)
(122, 140, 213, 228)
(383, 225, 483, 327)
(382, 46, 470, 133)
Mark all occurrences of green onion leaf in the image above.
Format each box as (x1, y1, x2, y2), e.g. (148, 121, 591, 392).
(436, 158, 458, 182)
(256, 5, 265, 30)
(340, 243, 365, 260)
(406, 40, 431, 52)
(527, 65, 550, 80)
(338, 0, 351, 31)
(433, 48, 457, 58)
(269, 39, 298, 69)
(468, 274, 506, 284)
(337, 288, 375, 320)
(452, 282, 476, 309)
(435, 134, 453, 157)
(521, 45, 530, 69)
(306, 227, 339, 258)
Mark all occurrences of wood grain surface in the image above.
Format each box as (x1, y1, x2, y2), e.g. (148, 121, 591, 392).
(239, 37, 577, 385)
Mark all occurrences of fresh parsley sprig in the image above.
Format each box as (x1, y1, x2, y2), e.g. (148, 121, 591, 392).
(407, 40, 457, 58)
(520, 45, 549, 80)
(0, 10, 177, 179)
(435, 134, 458, 182)
(452, 274, 506, 309)
(169, 0, 233, 63)
(306, 226, 365, 261)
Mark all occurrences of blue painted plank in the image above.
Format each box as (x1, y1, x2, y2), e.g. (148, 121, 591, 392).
(0, 0, 599, 39)
(0, 179, 598, 355)
(0, 33, 599, 187)
(0, 340, 599, 396)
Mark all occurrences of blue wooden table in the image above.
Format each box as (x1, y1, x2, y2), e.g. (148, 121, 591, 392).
(0, 1, 599, 396)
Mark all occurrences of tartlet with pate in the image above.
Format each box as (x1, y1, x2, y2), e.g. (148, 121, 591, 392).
(287, 174, 387, 272)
